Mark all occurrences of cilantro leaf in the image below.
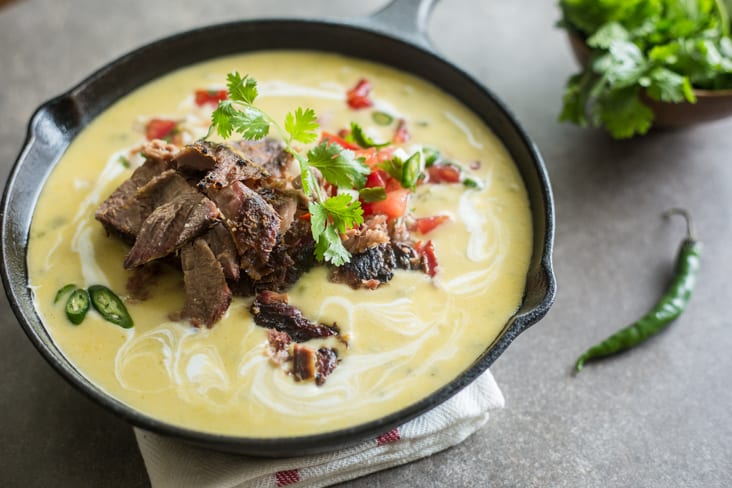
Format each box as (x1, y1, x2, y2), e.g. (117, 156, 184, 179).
(307, 142, 370, 189)
(645, 67, 695, 103)
(587, 22, 630, 49)
(309, 196, 364, 266)
(231, 107, 270, 140)
(592, 86, 653, 139)
(285, 107, 319, 144)
(559, 72, 593, 126)
(227, 72, 258, 104)
(347, 122, 389, 148)
(211, 100, 239, 139)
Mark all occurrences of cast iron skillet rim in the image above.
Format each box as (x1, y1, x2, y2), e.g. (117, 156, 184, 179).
(1, 17, 556, 455)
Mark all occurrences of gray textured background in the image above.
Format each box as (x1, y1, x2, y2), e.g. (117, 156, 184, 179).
(1, 0, 731, 486)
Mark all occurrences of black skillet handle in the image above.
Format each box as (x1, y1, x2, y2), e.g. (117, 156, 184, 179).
(357, 0, 438, 51)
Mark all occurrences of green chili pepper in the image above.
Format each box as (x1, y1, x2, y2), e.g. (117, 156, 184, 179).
(371, 111, 394, 126)
(462, 177, 482, 189)
(65, 288, 90, 325)
(575, 208, 702, 373)
(359, 186, 387, 203)
(54, 283, 77, 304)
(422, 147, 441, 167)
(401, 151, 423, 189)
(88, 285, 134, 329)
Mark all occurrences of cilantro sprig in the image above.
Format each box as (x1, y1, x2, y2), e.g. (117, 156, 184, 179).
(558, 0, 732, 138)
(207, 72, 370, 266)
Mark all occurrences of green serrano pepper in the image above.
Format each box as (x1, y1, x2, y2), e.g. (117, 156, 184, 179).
(575, 208, 702, 372)
(88, 285, 134, 329)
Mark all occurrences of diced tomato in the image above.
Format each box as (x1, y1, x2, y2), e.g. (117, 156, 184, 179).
(145, 118, 177, 141)
(320, 131, 360, 150)
(426, 164, 461, 184)
(412, 215, 451, 235)
(392, 119, 410, 144)
(415, 240, 439, 277)
(365, 169, 389, 188)
(357, 147, 395, 169)
(346, 78, 374, 109)
(194, 89, 228, 107)
(362, 188, 409, 219)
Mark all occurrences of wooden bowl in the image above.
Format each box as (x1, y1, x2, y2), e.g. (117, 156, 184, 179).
(567, 31, 732, 127)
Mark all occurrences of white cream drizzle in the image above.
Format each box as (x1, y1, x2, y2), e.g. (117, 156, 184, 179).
(444, 111, 484, 149)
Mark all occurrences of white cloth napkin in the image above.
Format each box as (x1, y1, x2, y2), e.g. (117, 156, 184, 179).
(135, 370, 504, 488)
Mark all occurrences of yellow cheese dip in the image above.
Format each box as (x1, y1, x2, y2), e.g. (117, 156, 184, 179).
(27, 51, 532, 437)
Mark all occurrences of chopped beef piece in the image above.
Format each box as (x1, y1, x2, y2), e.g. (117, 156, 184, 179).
(140, 139, 179, 161)
(124, 191, 219, 269)
(175, 141, 269, 189)
(208, 181, 281, 279)
(234, 217, 316, 296)
(126, 262, 164, 301)
(95, 158, 171, 242)
(315, 348, 338, 386)
(232, 138, 293, 178)
(342, 214, 390, 254)
(201, 222, 240, 282)
(266, 329, 292, 365)
(329, 243, 396, 289)
(251, 290, 339, 342)
(292, 344, 316, 382)
(180, 238, 232, 327)
(391, 241, 423, 271)
(257, 187, 303, 235)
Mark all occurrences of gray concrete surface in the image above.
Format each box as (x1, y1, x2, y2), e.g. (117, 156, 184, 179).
(1, 0, 731, 486)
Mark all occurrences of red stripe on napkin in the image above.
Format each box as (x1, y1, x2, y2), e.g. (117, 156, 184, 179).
(275, 469, 301, 486)
(376, 428, 401, 446)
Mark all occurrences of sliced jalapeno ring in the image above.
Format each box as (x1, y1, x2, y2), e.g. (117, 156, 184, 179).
(54, 283, 77, 304)
(463, 177, 482, 189)
(65, 288, 90, 325)
(401, 151, 423, 189)
(371, 111, 394, 126)
(88, 285, 134, 329)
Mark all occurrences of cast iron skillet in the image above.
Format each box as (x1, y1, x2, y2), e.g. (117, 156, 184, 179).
(0, 0, 555, 456)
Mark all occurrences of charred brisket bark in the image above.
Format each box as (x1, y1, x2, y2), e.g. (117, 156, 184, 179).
(250, 290, 338, 342)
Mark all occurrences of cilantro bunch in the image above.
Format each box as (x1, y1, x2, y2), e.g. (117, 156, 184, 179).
(208, 72, 370, 266)
(558, 0, 732, 138)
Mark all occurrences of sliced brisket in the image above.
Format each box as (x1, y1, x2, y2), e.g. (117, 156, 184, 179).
(175, 141, 269, 189)
(124, 189, 219, 269)
(95, 158, 171, 242)
(232, 138, 292, 178)
(180, 238, 232, 327)
(201, 222, 240, 282)
(250, 290, 338, 342)
(208, 181, 281, 279)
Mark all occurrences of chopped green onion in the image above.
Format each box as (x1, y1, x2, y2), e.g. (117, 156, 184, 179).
(118, 155, 131, 169)
(371, 111, 394, 126)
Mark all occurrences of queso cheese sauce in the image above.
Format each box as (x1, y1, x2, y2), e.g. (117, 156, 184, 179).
(27, 51, 532, 437)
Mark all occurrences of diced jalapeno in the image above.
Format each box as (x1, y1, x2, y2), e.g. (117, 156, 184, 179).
(371, 111, 394, 126)
(359, 186, 387, 203)
(88, 285, 134, 329)
(54, 283, 77, 304)
(463, 177, 482, 189)
(65, 288, 90, 325)
(422, 147, 441, 167)
(401, 152, 423, 189)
